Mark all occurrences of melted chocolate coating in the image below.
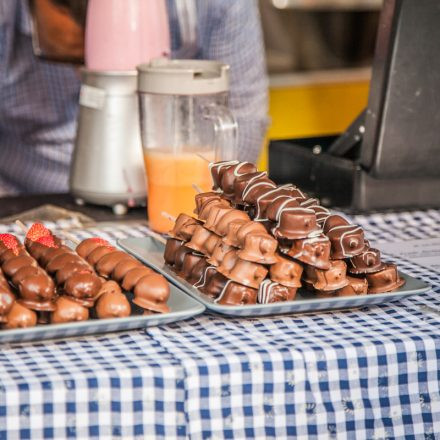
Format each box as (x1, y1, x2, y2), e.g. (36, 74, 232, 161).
(12, 266, 43, 286)
(19, 273, 56, 302)
(51, 296, 89, 323)
(3, 302, 37, 328)
(76, 238, 110, 259)
(304, 260, 349, 291)
(213, 209, 250, 236)
(194, 192, 223, 216)
(233, 171, 270, 203)
(181, 253, 204, 282)
(39, 246, 73, 267)
(112, 258, 142, 282)
(169, 214, 201, 241)
(87, 245, 116, 266)
(173, 246, 194, 273)
(2, 255, 37, 277)
(257, 280, 296, 304)
(0, 247, 27, 264)
(188, 258, 209, 285)
(0, 289, 15, 318)
(46, 252, 82, 274)
(64, 272, 103, 301)
(349, 247, 386, 274)
(133, 274, 170, 313)
(203, 272, 229, 299)
(238, 233, 278, 264)
(272, 207, 319, 240)
(366, 263, 405, 293)
(121, 267, 153, 291)
(285, 232, 331, 270)
(55, 262, 92, 285)
(269, 255, 303, 288)
(215, 281, 257, 305)
(95, 251, 129, 277)
(164, 238, 184, 266)
(220, 162, 257, 198)
(95, 281, 131, 319)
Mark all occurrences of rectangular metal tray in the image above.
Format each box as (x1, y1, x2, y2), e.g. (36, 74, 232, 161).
(119, 237, 431, 317)
(0, 284, 205, 344)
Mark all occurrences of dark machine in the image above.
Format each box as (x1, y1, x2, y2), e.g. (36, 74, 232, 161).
(269, 0, 440, 211)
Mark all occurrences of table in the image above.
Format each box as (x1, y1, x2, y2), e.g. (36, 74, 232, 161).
(0, 210, 439, 439)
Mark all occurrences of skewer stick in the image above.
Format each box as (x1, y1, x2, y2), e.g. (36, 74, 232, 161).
(59, 230, 80, 246)
(192, 183, 203, 194)
(15, 220, 27, 235)
(196, 153, 210, 163)
(145, 229, 167, 245)
(161, 211, 176, 222)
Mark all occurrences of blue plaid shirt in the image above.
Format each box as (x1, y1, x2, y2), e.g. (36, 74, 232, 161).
(0, 0, 268, 195)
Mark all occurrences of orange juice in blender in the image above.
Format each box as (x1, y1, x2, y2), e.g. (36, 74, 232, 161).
(144, 150, 213, 232)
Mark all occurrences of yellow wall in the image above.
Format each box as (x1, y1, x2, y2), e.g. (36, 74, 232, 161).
(258, 79, 370, 169)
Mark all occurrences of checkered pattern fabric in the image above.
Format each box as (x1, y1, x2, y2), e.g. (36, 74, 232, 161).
(0, 210, 439, 439)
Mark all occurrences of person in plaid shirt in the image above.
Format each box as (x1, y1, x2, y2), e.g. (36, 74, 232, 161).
(0, 0, 268, 195)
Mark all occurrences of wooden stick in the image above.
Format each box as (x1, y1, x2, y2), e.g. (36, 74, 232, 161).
(192, 183, 203, 194)
(196, 153, 210, 163)
(15, 220, 27, 235)
(161, 211, 176, 222)
(60, 230, 80, 245)
(144, 229, 167, 245)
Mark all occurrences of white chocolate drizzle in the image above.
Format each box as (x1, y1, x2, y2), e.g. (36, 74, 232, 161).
(208, 161, 239, 186)
(194, 266, 217, 288)
(254, 185, 293, 220)
(214, 279, 233, 303)
(232, 162, 252, 177)
(327, 224, 364, 258)
(242, 180, 276, 202)
(258, 279, 279, 304)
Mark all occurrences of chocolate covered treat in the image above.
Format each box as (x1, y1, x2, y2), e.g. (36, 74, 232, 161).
(236, 221, 267, 248)
(258, 279, 297, 304)
(186, 226, 215, 254)
(39, 246, 73, 267)
(222, 219, 252, 247)
(76, 237, 110, 259)
(2, 255, 37, 278)
(164, 238, 184, 266)
(181, 252, 205, 281)
(46, 252, 81, 275)
(12, 266, 42, 286)
(272, 207, 319, 240)
(168, 213, 201, 241)
(209, 160, 240, 190)
(215, 281, 257, 305)
(265, 196, 300, 222)
(194, 266, 217, 290)
(238, 233, 278, 264)
(55, 262, 93, 286)
(207, 241, 234, 266)
(18, 273, 57, 311)
(121, 267, 153, 291)
(198, 197, 231, 222)
(304, 260, 349, 291)
(133, 273, 170, 313)
(220, 162, 257, 198)
(324, 215, 365, 259)
(349, 247, 386, 274)
(187, 258, 210, 285)
(216, 250, 239, 277)
(95, 251, 131, 278)
(269, 255, 303, 287)
(366, 263, 405, 293)
(203, 272, 230, 299)
(233, 171, 270, 204)
(241, 180, 277, 205)
(172, 245, 195, 274)
(285, 231, 331, 270)
(95, 281, 131, 319)
(203, 233, 222, 256)
(112, 258, 142, 282)
(0, 278, 15, 322)
(214, 209, 250, 236)
(223, 258, 268, 289)
(64, 272, 103, 307)
(3, 302, 37, 329)
(194, 192, 223, 216)
(204, 206, 233, 232)
(87, 245, 116, 266)
(254, 186, 298, 220)
(337, 276, 368, 296)
(51, 296, 89, 323)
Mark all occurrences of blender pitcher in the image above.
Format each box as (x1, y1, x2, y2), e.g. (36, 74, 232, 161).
(137, 59, 237, 232)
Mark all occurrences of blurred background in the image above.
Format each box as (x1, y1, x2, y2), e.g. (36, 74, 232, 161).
(258, 0, 381, 168)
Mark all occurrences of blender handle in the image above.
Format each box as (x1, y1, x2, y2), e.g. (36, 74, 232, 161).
(202, 103, 238, 161)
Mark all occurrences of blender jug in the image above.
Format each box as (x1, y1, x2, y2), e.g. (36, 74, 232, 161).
(137, 59, 237, 232)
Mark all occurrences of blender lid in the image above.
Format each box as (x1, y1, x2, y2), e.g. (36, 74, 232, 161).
(137, 59, 229, 95)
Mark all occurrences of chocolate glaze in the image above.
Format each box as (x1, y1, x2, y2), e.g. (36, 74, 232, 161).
(222, 219, 250, 247)
(254, 187, 297, 221)
(95, 251, 129, 277)
(173, 245, 194, 274)
(187, 258, 209, 285)
(215, 280, 257, 305)
(0, 247, 27, 264)
(216, 250, 239, 277)
(271, 207, 319, 240)
(51, 296, 89, 323)
(304, 260, 349, 291)
(194, 192, 223, 216)
(224, 258, 268, 289)
(257, 279, 296, 304)
(213, 209, 250, 236)
(3, 302, 37, 328)
(206, 241, 234, 267)
(285, 231, 331, 270)
(325, 222, 365, 259)
(19, 273, 56, 304)
(236, 222, 267, 248)
(204, 206, 233, 232)
(186, 226, 215, 254)
(194, 266, 217, 291)
(39, 246, 73, 267)
(76, 238, 110, 259)
(181, 253, 204, 281)
(349, 247, 386, 274)
(87, 245, 116, 266)
(55, 262, 92, 285)
(242, 181, 277, 205)
(265, 196, 300, 222)
(12, 265, 43, 286)
(337, 276, 368, 296)
(366, 263, 405, 293)
(220, 162, 257, 198)
(209, 160, 239, 189)
(164, 238, 184, 266)
(168, 213, 201, 241)
(238, 233, 278, 264)
(64, 272, 103, 303)
(0, 288, 15, 319)
(46, 252, 81, 274)
(269, 255, 303, 287)
(233, 171, 269, 203)
(203, 233, 222, 256)
(198, 198, 231, 222)
(121, 267, 153, 291)
(95, 281, 131, 319)
(2, 255, 37, 277)
(112, 258, 142, 282)
(203, 272, 229, 299)
(133, 273, 170, 313)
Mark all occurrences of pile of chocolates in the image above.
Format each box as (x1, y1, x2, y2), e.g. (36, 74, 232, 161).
(163, 160, 405, 306)
(0, 224, 170, 329)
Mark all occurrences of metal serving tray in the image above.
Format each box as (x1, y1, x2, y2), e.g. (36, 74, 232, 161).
(119, 237, 431, 317)
(0, 284, 205, 344)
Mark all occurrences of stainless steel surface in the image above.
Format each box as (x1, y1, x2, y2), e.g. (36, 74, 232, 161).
(70, 69, 146, 209)
(119, 237, 430, 317)
(0, 284, 205, 344)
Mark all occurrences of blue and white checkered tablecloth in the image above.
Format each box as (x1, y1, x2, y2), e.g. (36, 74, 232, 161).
(0, 210, 440, 439)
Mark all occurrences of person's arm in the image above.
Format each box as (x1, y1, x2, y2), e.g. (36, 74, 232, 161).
(201, 0, 269, 164)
